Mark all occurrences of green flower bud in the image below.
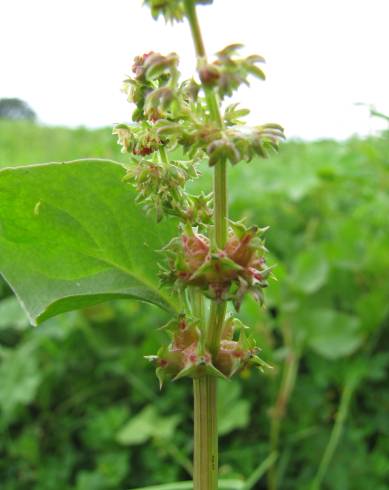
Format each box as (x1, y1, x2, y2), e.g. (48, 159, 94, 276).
(207, 139, 241, 166)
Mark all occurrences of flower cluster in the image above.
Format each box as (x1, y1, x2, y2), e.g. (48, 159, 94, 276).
(215, 317, 272, 377)
(113, 122, 160, 156)
(146, 314, 271, 387)
(200, 43, 266, 99)
(115, 48, 284, 167)
(145, 314, 222, 388)
(114, 22, 284, 389)
(123, 157, 212, 223)
(155, 118, 284, 165)
(114, 51, 212, 222)
(160, 221, 272, 310)
(207, 123, 285, 165)
(122, 51, 180, 123)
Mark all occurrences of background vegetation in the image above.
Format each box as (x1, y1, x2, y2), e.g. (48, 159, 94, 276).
(0, 120, 388, 489)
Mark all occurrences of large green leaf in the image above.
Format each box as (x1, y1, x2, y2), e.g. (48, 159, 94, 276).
(0, 159, 179, 325)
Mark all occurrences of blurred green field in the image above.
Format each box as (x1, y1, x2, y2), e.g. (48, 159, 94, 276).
(0, 121, 388, 490)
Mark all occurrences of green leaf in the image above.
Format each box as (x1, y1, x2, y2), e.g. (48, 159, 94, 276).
(291, 247, 329, 294)
(116, 405, 180, 446)
(218, 380, 250, 436)
(294, 308, 363, 359)
(152, 413, 181, 441)
(76, 471, 106, 490)
(82, 405, 129, 449)
(96, 451, 129, 487)
(116, 405, 157, 446)
(0, 344, 42, 419)
(0, 159, 179, 325)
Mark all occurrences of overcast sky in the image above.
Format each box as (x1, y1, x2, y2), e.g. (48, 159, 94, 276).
(1, 0, 388, 139)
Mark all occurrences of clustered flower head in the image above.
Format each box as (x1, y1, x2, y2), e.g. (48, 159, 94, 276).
(200, 44, 266, 99)
(123, 157, 212, 223)
(146, 314, 271, 387)
(121, 51, 180, 123)
(146, 314, 219, 388)
(113, 48, 284, 226)
(215, 317, 272, 377)
(113, 122, 161, 155)
(114, 47, 284, 167)
(115, 16, 284, 387)
(160, 221, 272, 310)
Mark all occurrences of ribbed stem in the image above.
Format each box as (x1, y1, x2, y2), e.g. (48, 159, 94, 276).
(207, 302, 227, 358)
(184, 2, 228, 490)
(193, 376, 218, 490)
(214, 160, 227, 247)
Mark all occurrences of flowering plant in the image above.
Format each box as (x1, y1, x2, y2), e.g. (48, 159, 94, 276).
(113, 1, 284, 487)
(0, 1, 284, 488)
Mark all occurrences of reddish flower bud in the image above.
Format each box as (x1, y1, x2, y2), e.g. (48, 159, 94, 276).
(215, 340, 244, 377)
(181, 233, 210, 271)
(132, 52, 155, 78)
(161, 222, 271, 310)
(199, 64, 220, 86)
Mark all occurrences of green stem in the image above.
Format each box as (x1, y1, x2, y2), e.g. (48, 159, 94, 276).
(193, 376, 218, 490)
(207, 302, 227, 358)
(159, 146, 169, 165)
(204, 87, 224, 127)
(243, 452, 278, 490)
(190, 288, 207, 353)
(310, 379, 355, 490)
(184, 0, 227, 247)
(213, 160, 227, 247)
(159, 440, 194, 477)
(268, 418, 281, 490)
(268, 334, 300, 490)
(184, 2, 228, 489)
(190, 287, 205, 324)
(183, 0, 206, 59)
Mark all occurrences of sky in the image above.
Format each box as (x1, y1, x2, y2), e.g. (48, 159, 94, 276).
(1, 0, 389, 140)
